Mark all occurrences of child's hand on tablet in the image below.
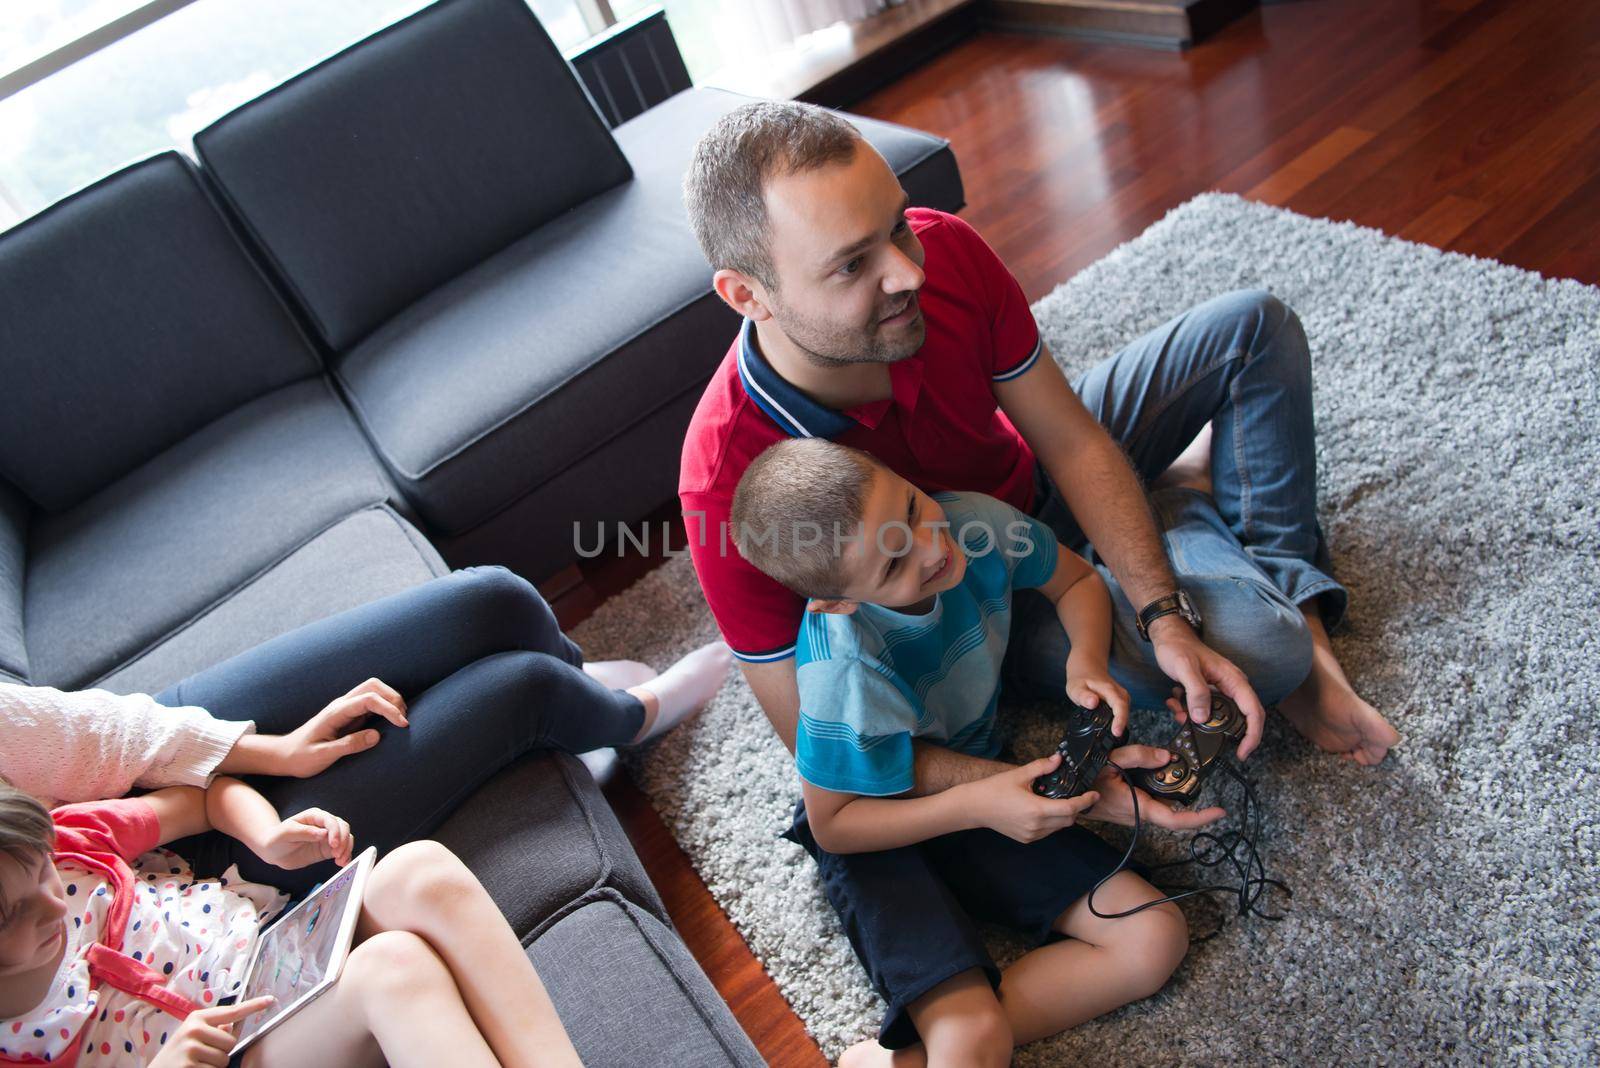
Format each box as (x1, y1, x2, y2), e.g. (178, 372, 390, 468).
(256, 808, 355, 870)
(149, 995, 274, 1067)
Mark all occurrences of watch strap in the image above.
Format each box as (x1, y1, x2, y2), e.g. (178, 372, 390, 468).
(1136, 591, 1196, 641)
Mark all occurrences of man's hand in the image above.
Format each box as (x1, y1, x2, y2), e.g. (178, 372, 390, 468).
(149, 996, 275, 1067)
(1147, 616, 1267, 758)
(1065, 653, 1130, 737)
(1081, 744, 1226, 829)
(962, 754, 1099, 843)
(251, 808, 354, 870)
(271, 678, 409, 778)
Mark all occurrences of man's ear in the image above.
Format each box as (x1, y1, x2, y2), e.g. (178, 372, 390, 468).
(712, 268, 775, 322)
(807, 599, 859, 616)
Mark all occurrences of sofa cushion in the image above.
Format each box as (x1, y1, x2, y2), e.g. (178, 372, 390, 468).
(438, 380, 705, 579)
(0, 152, 321, 514)
(529, 891, 763, 1067)
(193, 0, 632, 352)
(25, 378, 393, 690)
(98, 505, 444, 696)
(0, 480, 26, 683)
(333, 86, 962, 537)
(431, 750, 666, 938)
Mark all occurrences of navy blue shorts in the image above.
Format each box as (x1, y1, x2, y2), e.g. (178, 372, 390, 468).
(784, 800, 1128, 1049)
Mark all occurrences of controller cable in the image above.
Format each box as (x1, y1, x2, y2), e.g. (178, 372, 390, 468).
(1085, 759, 1291, 941)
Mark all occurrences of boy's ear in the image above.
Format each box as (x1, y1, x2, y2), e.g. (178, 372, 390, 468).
(807, 599, 859, 616)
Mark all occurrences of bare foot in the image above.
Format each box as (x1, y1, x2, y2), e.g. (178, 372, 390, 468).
(838, 1039, 919, 1068)
(1152, 421, 1214, 496)
(1277, 607, 1401, 765)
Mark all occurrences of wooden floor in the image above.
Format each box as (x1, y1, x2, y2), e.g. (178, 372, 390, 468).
(557, 2, 1600, 1064)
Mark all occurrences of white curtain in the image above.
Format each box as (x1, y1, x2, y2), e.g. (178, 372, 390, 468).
(747, 0, 897, 50)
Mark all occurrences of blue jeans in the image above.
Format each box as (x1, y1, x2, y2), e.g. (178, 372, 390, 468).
(1004, 290, 1343, 710)
(156, 566, 644, 895)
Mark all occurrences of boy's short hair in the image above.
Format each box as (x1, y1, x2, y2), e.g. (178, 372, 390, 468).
(0, 781, 52, 861)
(731, 438, 880, 599)
(682, 101, 863, 292)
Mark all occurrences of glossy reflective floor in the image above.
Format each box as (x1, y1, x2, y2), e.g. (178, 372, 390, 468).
(563, 3, 1600, 1063)
(862, 0, 1600, 303)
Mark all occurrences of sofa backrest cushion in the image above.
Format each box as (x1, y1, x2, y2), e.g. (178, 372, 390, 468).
(193, 0, 634, 353)
(0, 479, 27, 683)
(0, 152, 322, 513)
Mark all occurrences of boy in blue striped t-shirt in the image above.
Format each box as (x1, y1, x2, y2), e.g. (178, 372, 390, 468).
(730, 437, 1193, 1067)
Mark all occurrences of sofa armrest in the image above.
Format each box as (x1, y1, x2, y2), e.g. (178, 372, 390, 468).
(567, 6, 693, 127)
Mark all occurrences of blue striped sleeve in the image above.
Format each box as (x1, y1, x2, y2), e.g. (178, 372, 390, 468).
(1007, 508, 1060, 590)
(795, 656, 919, 797)
(946, 491, 1059, 591)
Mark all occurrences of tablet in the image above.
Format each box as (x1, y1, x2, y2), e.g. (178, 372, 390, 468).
(231, 846, 376, 1055)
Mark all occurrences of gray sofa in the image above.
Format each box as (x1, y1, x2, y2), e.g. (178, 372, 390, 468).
(0, 0, 964, 1060)
(0, 148, 761, 1063)
(189, 0, 964, 581)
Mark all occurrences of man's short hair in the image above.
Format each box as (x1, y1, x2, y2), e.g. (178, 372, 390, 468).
(730, 438, 880, 598)
(683, 101, 863, 292)
(0, 782, 52, 862)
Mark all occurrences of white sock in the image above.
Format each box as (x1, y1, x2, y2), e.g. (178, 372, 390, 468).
(578, 747, 620, 786)
(631, 642, 733, 743)
(582, 659, 659, 689)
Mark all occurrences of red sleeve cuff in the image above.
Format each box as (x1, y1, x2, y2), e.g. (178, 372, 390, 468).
(51, 798, 162, 863)
(683, 493, 807, 663)
(992, 332, 1043, 381)
(730, 642, 797, 664)
(930, 210, 1042, 380)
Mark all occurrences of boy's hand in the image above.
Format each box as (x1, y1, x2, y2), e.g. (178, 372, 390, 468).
(253, 808, 354, 870)
(149, 995, 274, 1067)
(1081, 745, 1227, 830)
(965, 754, 1099, 843)
(1064, 654, 1130, 737)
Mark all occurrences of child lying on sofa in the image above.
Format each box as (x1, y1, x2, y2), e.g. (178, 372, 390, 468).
(0, 775, 579, 1068)
(730, 437, 1208, 1068)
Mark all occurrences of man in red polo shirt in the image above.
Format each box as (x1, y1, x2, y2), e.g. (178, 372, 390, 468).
(678, 101, 1400, 1061)
(679, 102, 1398, 793)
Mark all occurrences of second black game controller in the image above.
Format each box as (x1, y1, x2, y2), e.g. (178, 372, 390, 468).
(1129, 690, 1246, 805)
(1032, 701, 1118, 799)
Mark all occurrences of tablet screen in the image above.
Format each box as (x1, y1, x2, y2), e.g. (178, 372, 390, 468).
(233, 848, 372, 1048)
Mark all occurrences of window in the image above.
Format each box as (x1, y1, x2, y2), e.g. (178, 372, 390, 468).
(608, 0, 891, 89)
(0, 0, 604, 228)
(2, 1, 157, 75)
(609, 0, 725, 82)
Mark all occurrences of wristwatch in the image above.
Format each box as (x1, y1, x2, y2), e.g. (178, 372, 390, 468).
(1136, 590, 1202, 641)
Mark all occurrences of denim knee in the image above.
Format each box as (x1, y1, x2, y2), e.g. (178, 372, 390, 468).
(1209, 287, 1287, 336)
(1225, 289, 1309, 382)
(1183, 573, 1312, 706)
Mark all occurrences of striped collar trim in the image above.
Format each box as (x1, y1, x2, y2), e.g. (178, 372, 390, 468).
(735, 318, 854, 439)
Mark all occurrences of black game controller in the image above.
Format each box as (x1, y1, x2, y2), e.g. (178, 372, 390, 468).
(1032, 701, 1118, 799)
(1130, 690, 1246, 805)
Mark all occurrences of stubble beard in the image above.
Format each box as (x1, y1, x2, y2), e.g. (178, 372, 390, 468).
(772, 295, 926, 368)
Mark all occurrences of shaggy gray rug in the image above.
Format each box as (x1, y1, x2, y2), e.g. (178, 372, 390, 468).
(573, 194, 1600, 1065)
